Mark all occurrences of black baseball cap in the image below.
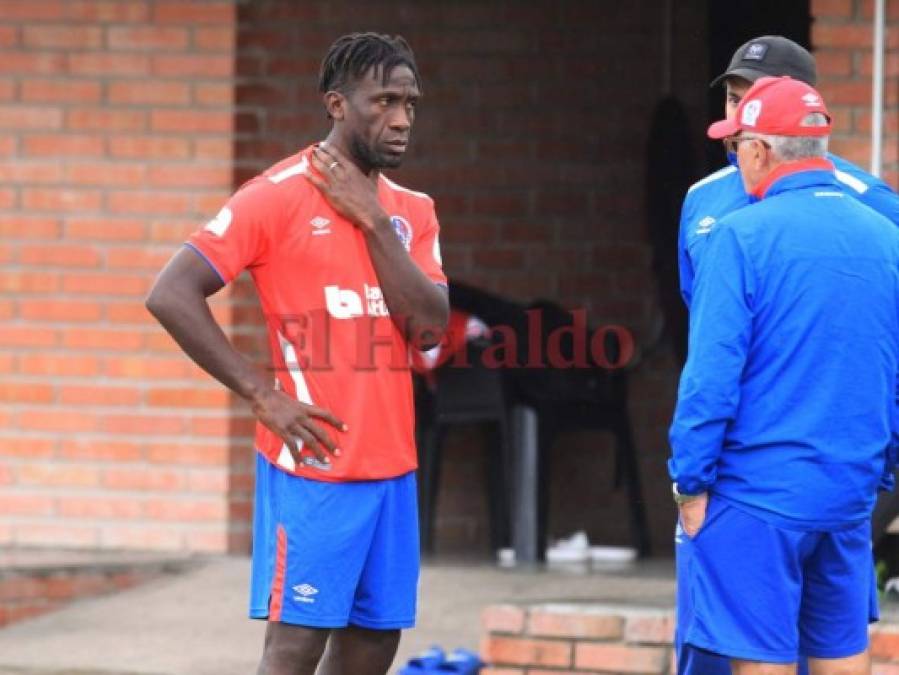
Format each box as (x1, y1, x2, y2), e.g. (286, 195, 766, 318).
(709, 36, 817, 88)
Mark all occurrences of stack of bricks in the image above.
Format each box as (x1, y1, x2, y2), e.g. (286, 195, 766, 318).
(480, 604, 675, 675)
(481, 604, 899, 673)
(0, 0, 251, 553)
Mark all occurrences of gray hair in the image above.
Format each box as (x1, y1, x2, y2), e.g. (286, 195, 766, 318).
(757, 112, 829, 161)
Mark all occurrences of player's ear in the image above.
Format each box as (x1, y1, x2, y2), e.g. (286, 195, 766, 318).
(324, 91, 345, 121)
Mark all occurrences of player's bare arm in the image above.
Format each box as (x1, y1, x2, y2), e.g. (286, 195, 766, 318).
(307, 143, 449, 349)
(145, 247, 346, 467)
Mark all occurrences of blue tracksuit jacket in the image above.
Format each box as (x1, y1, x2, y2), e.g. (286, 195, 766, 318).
(670, 165, 899, 527)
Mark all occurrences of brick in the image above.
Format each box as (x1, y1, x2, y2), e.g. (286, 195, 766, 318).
(0, 494, 55, 516)
(59, 440, 142, 462)
(811, 0, 854, 18)
(102, 414, 185, 436)
(143, 498, 226, 521)
(67, 53, 150, 77)
(0, 327, 58, 348)
(59, 385, 142, 406)
(150, 109, 232, 133)
(527, 606, 625, 639)
(624, 614, 676, 644)
(813, 23, 876, 50)
(14, 523, 98, 548)
(0, 0, 66, 20)
(106, 190, 193, 215)
(63, 328, 143, 351)
(17, 462, 100, 486)
(0, 382, 54, 404)
(479, 636, 571, 668)
(483, 605, 526, 634)
(0, 79, 15, 101)
(186, 470, 229, 493)
(66, 108, 146, 132)
(821, 80, 876, 106)
(108, 135, 190, 160)
(146, 443, 228, 465)
(0, 106, 63, 130)
(154, 1, 234, 24)
(147, 165, 231, 188)
(65, 0, 151, 22)
(107, 26, 190, 51)
(575, 642, 669, 674)
(193, 82, 233, 106)
(0, 53, 67, 76)
(0, 160, 64, 183)
(62, 272, 149, 296)
(20, 244, 100, 268)
(193, 138, 232, 160)
(0, 271, 60, 293)
(21, 80, 102, 104)
(19, 354, 99, 377)
(19, 299, 102, 322)
(23, 134, 104, 157)
(194, 27, 234, 51)
(66, 217, 146, 241)
(102, 467, 185, 491)
(106, 302, 156, 325)
(152, 54, 233, 78)
(106, 247, 174, 270)
(99, 525, 182, 550)
(64, 161, 147, 187)
(103, 356, 188, 379)
(108, 80, 191, 105)
(57, 497, 143, 519)
(22, 188, 102, 212)
(0, 187, 16, 208)
(0, 27, 17, 47)
(23, 25, 103, 50)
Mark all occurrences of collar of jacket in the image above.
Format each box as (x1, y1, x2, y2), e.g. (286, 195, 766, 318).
(750, 157, 836, 201)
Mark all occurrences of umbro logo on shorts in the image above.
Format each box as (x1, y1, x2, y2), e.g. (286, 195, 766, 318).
(293, 583, 319, 603)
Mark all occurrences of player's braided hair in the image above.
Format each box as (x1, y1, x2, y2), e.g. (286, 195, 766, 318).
(318, 32, 422, 94)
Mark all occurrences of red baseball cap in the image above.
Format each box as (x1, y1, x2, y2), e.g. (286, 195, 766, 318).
(707, 76, 831, 140)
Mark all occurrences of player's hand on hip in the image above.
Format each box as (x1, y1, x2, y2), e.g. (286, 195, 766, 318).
(307, 143, 386, 234)
(678, 492, 709, 538)
(250, 388, 347, 467)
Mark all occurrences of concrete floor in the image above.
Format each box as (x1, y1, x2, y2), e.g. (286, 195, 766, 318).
(0, 554, 677, 675)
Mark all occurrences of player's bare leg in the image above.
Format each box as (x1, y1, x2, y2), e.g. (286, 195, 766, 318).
(316, 625, 401, 675)
(808, 650, 871, 675)
(732, 661, 797, 675)
(257, 622, 329, 675)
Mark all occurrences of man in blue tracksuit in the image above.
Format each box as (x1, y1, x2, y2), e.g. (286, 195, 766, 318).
(675, 36, 899, 675)
(671, 75, 899, 674)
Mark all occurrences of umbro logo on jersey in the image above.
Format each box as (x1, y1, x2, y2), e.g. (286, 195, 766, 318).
(695, 216, 716, 235)
(310, 216, 331, 235)
(293, 583, 319, 603)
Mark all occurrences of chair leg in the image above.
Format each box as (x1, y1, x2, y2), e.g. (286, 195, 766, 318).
(615, 416, 652, 557)
(418, 424, 445, 555)
(486, 420, 511, 550)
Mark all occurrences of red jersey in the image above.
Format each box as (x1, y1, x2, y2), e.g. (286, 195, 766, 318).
(187, 145, 447, 481)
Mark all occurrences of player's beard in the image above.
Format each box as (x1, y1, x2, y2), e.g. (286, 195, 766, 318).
(349, 134, 402, 171)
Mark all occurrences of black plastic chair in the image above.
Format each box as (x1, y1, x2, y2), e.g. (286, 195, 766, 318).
(415, 341, 512, 554)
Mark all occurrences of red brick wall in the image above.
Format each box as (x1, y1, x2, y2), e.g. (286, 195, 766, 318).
(813, 0, 899, 186)
(0, 1, 243, 552)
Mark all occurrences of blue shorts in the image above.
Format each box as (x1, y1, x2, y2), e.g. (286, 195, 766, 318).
(679, 496, 877, 664)
(249, 454, 419, 629)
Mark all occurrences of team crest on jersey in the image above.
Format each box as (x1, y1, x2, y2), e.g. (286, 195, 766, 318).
(390, 215, 413, 251)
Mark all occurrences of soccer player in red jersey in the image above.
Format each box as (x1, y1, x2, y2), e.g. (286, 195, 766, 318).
(146, 33, 448, 675)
